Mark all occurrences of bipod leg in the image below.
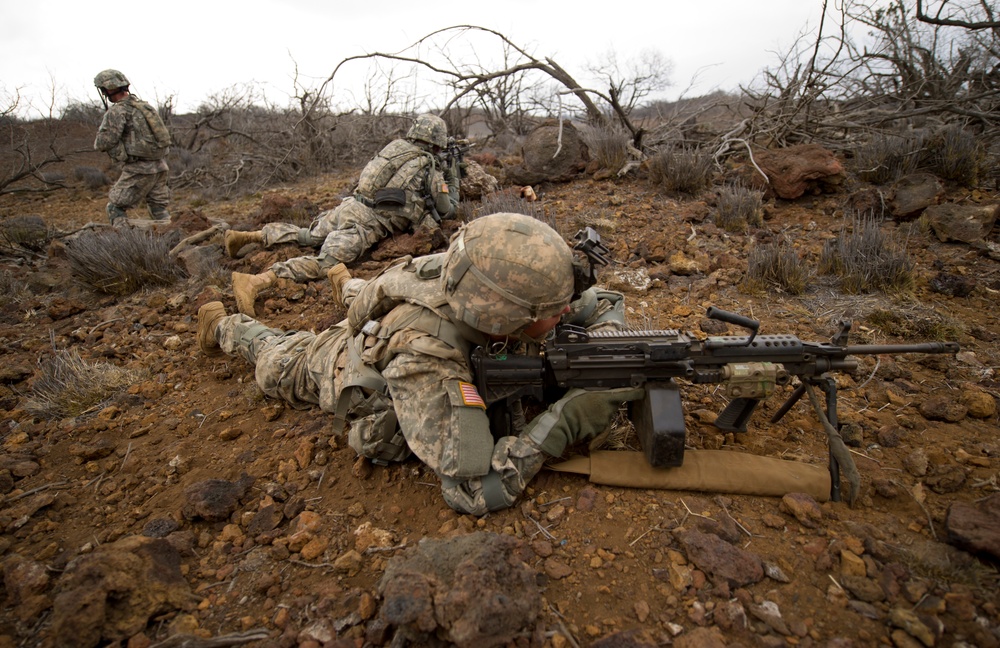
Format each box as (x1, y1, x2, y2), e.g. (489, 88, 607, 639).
(818, 376, 841, 502)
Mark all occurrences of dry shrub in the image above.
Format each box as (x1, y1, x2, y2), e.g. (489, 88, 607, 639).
(473, 189, 551, 227)
(67, 228, 187, 296)
(25, 349, 146, 419)
(647, 145, 713, 194)
(742, 240, 809, 295)
(0, 269, 29, 310)
(0, 214, 51, 254)
(852, 131, 925, 184)
(865, 309, 964, 341)
(580, 124, 631, 173)
(251, 194, 319, 229)
(715, 184, 764, 233)
(923, 125, 984, 186)
(819, 214, 914, 294)
(73, 166, 110, 190)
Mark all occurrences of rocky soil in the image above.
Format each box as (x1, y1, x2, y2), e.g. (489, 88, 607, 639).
(0, 150, 999, 648)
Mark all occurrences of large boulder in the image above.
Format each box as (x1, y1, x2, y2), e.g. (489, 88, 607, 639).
(890, 172, 945, 220)
(946, 493, 1000, 560)
(44, 536, 194, 648)
(923, 202, 999, 245)
(378, 532, 541, 647)
(751, 143, 845, 199)
(506, 120, 589, 185)
(458, 159, 500, 201)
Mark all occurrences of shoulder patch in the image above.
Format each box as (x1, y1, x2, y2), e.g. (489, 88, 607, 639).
(457, 381, 486, 409)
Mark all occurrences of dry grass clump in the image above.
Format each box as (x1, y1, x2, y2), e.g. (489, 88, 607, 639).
(819, 214, 914, 294)
(0, 214, 51, 254)
(25, 349, 145, 419)
(865, 308, 964, 341)
(580, 124, 632, 174)
(647, 145, 714, 194)
(474, 189, 551, 227)
(66, 228, 187, 296)
(741, 240, 810, 295)
(923, 125, 984, 186)
(0, 269, 30, 310)
(73, 166, 110, 190)
(251, 194, 319, 229)
(715, 184, 764, 233)
(852, 131, 925, 184)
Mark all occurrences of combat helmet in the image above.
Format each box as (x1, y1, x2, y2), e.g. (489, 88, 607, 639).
(442, 212, 574, 336)
(94, 69, 130, 95)
(406, 114, 448, 149)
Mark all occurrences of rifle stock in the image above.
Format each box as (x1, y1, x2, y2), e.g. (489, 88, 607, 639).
(473, 308, 959, 500)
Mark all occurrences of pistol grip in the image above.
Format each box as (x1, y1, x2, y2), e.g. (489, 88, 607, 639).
(714, 398, 760, 432)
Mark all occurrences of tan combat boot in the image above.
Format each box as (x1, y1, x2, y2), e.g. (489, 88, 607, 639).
(197, 301, 227, 356)
(232, 270, 276, 317)
(327, 263, 352, 307)
(225, 229, 264, 258)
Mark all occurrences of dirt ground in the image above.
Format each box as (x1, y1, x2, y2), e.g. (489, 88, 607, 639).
(0, 151, 999, 648)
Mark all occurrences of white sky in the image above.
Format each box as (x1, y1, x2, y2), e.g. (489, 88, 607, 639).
(2, 0, 838, 117)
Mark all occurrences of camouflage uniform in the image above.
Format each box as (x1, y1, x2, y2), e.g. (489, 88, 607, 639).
(212, 256, 624, 516)
(263, 124, 460, 283)
(94, 93, 171, 223)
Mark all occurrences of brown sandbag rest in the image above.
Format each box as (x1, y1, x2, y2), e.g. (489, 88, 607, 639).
(548, 450, 831, 502)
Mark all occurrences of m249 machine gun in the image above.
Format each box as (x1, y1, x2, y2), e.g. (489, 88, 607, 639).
(474, 300, 960, 502)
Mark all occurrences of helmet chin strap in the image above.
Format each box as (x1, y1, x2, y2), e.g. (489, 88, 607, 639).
(97, 88, 109, 111)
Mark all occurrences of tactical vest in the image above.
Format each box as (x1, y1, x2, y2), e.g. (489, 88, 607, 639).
(334, 254, 481, 464)
(122, 96, 170, 160)
(355, 139, 435, 226)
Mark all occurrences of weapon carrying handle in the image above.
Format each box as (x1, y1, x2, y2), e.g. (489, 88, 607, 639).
(706, 307, 759, 336)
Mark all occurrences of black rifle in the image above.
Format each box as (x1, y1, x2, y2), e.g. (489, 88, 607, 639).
(473, 307, 959, 501)
(444, 137, 473, 165)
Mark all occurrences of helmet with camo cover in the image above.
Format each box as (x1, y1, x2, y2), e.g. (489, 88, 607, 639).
(94, 69, 130, 95)
(406, 113, 448, 149)
(442, 212, 574, 336)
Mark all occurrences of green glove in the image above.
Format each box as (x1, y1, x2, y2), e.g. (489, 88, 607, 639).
(523, 387, 645, 457)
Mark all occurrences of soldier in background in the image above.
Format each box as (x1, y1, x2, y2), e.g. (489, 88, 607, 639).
(92, 69, 171, 227)
(225, 113, 460, 317)
(197, 212, 637, 516)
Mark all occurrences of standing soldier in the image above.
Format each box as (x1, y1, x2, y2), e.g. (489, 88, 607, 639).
(224, 113, 461, 317)
(93, 69, 172, 227)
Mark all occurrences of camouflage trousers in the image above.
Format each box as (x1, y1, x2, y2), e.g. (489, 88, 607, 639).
(264, 198, 391, 283)
(108, 168, 169, 219)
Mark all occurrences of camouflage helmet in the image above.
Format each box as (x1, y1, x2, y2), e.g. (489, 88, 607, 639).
(406, 114, 448, 149)
(94, 69, 130, 94)
(442, 212, 574, 336)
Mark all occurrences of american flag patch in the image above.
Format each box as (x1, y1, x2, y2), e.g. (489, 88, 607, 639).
(459, 382, 486, 409)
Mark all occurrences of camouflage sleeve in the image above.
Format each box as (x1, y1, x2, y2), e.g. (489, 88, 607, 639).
(380, 333, 544, 516)
(430, 165, 459, 218)
(94, 104, 127, 153)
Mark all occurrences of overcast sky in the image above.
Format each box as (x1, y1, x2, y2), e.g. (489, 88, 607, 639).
(3, 0, 841, 117)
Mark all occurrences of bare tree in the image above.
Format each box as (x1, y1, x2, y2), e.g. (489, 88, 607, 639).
(308, 25, 674, 147)
(0, 85, 92, 195)
(732, 0, 999, 157)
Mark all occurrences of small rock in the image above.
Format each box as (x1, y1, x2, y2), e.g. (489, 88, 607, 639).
(780, 492, 824, 528)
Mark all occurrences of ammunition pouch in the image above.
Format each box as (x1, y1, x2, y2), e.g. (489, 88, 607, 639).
(374, 188, 407, 208)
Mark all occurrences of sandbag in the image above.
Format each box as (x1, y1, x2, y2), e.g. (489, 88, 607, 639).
(548, 450, 831, 501)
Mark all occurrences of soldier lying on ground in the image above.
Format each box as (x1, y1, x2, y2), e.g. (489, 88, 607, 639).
(198, 212, 638, 516)
(225, 114, 461, 317)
